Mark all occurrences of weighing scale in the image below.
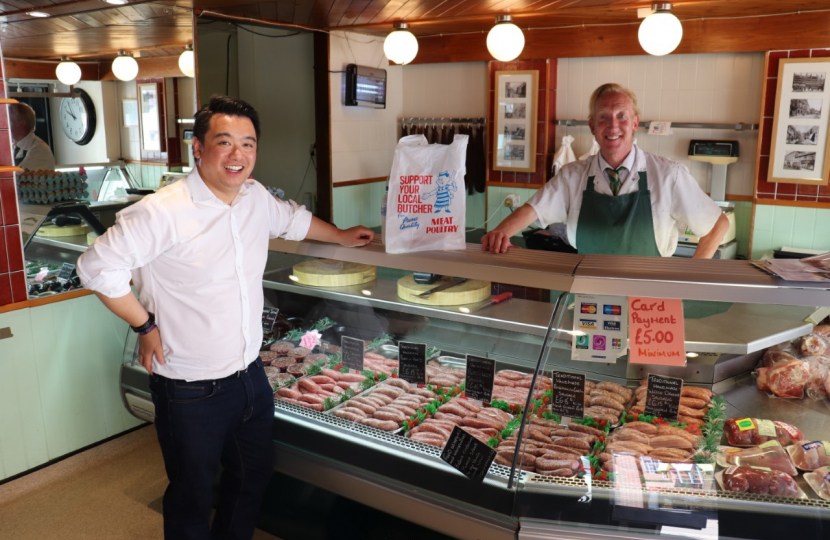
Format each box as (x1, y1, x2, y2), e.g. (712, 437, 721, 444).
(673, 140, 740, 259)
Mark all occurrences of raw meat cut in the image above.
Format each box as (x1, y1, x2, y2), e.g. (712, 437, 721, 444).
(789, 440, 830, 470)
(762, 359, 811, 398)
(724, 418, 803, 447)
(722, 466, 799, 497)
(720, 443, 798, 475)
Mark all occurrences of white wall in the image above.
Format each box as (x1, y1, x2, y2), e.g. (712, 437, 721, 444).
(330, 31, 403, 184)
(49, 81, 120, 166)
(556, 53, 765, 197)
(196, 21, 239, 103)
(237, 27, 316, 202)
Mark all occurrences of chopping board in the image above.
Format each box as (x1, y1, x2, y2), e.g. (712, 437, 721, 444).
(36, 223, 91, 237)
(292, 259, 376, 287)
(397, 275, 491, 306)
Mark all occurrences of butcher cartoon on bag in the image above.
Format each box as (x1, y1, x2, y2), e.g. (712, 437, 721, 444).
(423, 171, 457, 213)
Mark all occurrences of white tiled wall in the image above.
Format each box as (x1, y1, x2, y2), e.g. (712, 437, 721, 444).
(556, 53, 765, 197)
(330, 31, 403, 186)
(751, 204, 830, 259)
(401, 62, 488, 117)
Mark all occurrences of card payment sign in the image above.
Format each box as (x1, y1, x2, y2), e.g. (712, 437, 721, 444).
(603, 305, 622, 315)
(581, 303, 597, 314)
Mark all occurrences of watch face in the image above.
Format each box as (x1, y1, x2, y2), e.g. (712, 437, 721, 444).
(60, 89, 96, 145)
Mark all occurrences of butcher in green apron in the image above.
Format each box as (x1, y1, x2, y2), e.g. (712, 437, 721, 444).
(482, 83, 729, 258)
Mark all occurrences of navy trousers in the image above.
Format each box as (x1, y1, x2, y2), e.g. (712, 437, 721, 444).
(149, 358, 274, 540)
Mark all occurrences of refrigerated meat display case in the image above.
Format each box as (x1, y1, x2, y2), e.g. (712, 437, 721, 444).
(118, 239, 830, 540)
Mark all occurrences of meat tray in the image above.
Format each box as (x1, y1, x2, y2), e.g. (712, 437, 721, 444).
(803, 471, 830, 501)
(715, 445, 800, 476)
(713, 470, 808, 499)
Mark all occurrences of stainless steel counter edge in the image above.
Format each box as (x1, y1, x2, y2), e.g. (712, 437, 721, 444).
(270, 239, 830, 306)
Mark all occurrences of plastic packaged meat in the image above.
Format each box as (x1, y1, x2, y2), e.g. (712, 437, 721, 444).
(801, 332, 829, 357)
(806, 466, 830, 500)
(720, 441, 798, 476)
(760, 343, 800, 369)
(802, 356, 830, 400)
(721, 465, 800, 497)
(755, 359, 811, 398)
(724, 418, 803, 447)
(788, 440, 830, 470)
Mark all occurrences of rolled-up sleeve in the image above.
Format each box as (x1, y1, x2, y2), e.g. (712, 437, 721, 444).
(268, 197, 313, 241)
(77, 200, 174, 298)
(528, 175, 571, 228)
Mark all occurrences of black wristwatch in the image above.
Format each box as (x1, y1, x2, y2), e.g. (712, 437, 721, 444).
(131, 312, 157, 335)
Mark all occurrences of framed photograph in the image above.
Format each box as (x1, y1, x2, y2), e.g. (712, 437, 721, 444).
(121, 99, 138, 127)
(494, 70, 538, 172)
(768, 58, 830, 185)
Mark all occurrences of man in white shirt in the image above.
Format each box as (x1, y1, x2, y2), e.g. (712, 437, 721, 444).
(77, 95, 373, 540)
(9, 102, 56, 171)
(482, 83, 729, 258)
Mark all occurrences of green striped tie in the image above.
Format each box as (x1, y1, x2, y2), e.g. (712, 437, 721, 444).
(605, 166, 626, 196)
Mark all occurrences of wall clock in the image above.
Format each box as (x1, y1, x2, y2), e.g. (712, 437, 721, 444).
(59, 88, 96, 145)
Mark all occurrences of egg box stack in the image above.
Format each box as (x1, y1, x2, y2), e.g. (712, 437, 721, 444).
(17, 170, 89, 204)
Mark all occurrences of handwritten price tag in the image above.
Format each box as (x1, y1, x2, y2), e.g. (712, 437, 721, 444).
(628, 297, 686, 366)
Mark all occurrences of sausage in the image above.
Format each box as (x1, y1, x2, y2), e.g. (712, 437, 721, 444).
(373, 386, 404, 399)
(606, 441, 652, 454)
(656, 424, 700, 444)
(623, 421, 658, 435)
(416, 422, 453, 438)
(309, 375, 337, 385)
(648, 435, 695, 449)
(536, 456, 579, 471)
(495, 454, 514, 467)
(497, 370, 525, 381)
(386, 403, 417, 416)
(589, 396, 625, 412)
(338, 372, 369, 383)
(333, 409, 364, 422)
(496, 448, 537, 466)
(612, 428, 650, 443)
(478, 407, 512, 424)
(551, 437, 592, 452)
(493, 377, 516, 387)
(583, 410, 619, 425)
(629, 404, 645, 415)
(409, 432, 446, 446)
(456, 399, 483, 413)
(586, 404, 622, 417)
(677, 415, 706, 426)
(298, 378, 323, 394)
(680, 397, 708, 409)
(277, 387, 303, 400)
(369, 392, 394, 405)
(649, 447, 693, 459)
(359, 417, 399, 430)
(438, 403, 471, 417)
(567, 423, 604, 437)
(590, 389, 628, 405)
(320, 369, 342, 380)
(596, 382, 633, 400)
(542, 444, 585, 456)
(539, 450, 580, 461)
(460, 417, 502, 430)
(527, 428, 554, 445)
(550, 429, 596, 444)
(537, 467, 574, 477)
(681, 386, 712, 401)
(346, 400, 377, 415)
(678, 405, 706, 418)
(298, 393, 325, 404)
(373, 409, 406, 423)
(432, 411, 464, 422)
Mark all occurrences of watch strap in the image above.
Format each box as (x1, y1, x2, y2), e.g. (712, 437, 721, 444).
(131, 312, 156, 334)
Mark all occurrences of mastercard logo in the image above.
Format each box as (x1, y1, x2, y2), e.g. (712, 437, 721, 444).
(581, 303, 597, 314)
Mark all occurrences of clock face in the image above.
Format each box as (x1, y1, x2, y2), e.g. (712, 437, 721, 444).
(60, 89, 96, 145)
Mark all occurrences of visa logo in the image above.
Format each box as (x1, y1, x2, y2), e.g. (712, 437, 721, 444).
(581, 303, 597, 314)
(579, 319, 597, 329)
(604, 321, 621, 331)
(603, 305, 622, 315)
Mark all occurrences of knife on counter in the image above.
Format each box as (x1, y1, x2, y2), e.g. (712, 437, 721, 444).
(459, 292, 513, 313)
(416, 276, 467, 297)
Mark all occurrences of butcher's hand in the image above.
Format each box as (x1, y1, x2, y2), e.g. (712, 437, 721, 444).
(138, 328, 165, 375)
(481, 230, 513, 254)
(338, 226, 374, 247)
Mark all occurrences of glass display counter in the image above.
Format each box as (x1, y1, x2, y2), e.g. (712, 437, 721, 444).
(118, 239, 830, 540)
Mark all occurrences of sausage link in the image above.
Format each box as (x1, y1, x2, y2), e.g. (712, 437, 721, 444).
(590, 396, 625, 412)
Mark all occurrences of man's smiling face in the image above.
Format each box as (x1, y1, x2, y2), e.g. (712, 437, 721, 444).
(192, 113, 257, 203)
(589, 91, 640, 169)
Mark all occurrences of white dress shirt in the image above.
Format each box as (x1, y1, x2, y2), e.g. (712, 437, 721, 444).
(528, 145, 723, 257)
(15, 131, 56, 171)
(77, 168, 312, 381)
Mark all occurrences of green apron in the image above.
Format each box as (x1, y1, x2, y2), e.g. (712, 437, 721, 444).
(575, 169, 661, 256)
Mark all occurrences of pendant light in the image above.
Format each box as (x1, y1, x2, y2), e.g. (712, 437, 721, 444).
(55, 57, 81, 86)
(638, 3, 683, 56)
(383, 22, 418, 65)
(487, 15, 525, 62)
(178, 44, 195, 77)
(112, 51, 139, 82)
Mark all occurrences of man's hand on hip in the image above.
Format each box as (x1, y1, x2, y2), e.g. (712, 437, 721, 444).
(138, 328, 165, 374)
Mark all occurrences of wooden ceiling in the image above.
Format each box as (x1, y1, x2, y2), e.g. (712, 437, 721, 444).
(0, 0, 829, 65)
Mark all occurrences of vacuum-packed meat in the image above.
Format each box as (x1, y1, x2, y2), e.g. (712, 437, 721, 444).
(789, 440, 830, 470)
(758, 359, 811, 398)
(722, 466, 799, 497)
(724, 418, 803, 447)
(720, 442, 798, 476)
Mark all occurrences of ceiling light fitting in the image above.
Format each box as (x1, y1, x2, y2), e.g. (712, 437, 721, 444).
(638, 3, 683, 56)
(487, 15, 525, 62)
(112, 51, 139, 81)
(104, 0, 129, 5)
(56, 57, 82, 86)
(27, 11, 50, 18)
(179, 43, 195, 77)
(384, 22, 419, 65)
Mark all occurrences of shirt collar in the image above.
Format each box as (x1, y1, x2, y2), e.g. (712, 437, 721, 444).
(598, 146, 637, 173)
(15, 131, 37, 152)
(185, 167, 254, 205)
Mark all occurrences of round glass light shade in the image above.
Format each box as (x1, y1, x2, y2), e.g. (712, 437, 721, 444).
(383, 28, 418, 65)
(178, 49, 195, 77)
(638, 11, 683, 56)
(56, 60, 81, 85)
(112, 54, 139, 81)
(487, 21, 525, 61)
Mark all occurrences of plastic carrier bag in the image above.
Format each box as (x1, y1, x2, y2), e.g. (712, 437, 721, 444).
(384, 134, 468, 254)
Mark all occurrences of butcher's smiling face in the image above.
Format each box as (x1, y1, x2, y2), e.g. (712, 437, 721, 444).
(589, 92, 639, 169)
(193, 113, 257, 204)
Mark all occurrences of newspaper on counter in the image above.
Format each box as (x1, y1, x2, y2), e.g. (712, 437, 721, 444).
(753, 252, 830, 282)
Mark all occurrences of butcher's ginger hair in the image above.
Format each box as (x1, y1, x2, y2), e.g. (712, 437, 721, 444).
(588, 83, 641, 121)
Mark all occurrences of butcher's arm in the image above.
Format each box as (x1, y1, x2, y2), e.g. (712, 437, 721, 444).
(93, 291, 165, 373)
(692, 212, 729, 259)
(305, 216, 374, 247)
(481, 204, 539, 254)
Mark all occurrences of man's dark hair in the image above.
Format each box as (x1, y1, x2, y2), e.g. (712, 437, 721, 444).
(193, 95, 261, 144)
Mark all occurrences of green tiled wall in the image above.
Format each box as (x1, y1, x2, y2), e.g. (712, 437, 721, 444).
(733, 200, 752, 259)
(751, 204, 830, 259)
(333, 182, 486, 231)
